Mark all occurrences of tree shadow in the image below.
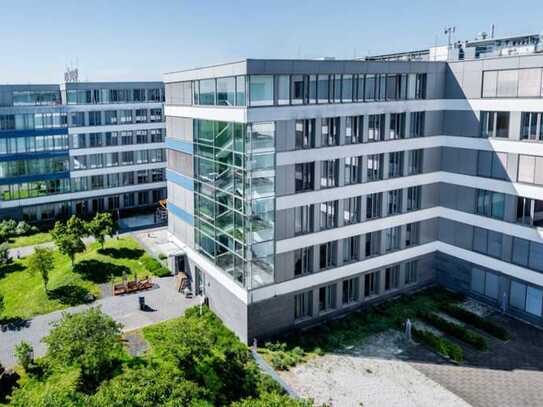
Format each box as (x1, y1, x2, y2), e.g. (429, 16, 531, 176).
(47, 285, 94, 306)
(97, 247, 144, 260)
(0, 369, 20, 404)
(73, 259, 130, 284)
(0, 317, 30, 332)
(0, 262, 25, 278)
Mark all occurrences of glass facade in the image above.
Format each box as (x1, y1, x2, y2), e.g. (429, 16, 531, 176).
(167, 73, 428, 107)
(193, 119, 275, 289)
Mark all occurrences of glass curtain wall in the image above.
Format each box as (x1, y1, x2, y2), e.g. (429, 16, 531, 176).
(193, 119, 275, 289)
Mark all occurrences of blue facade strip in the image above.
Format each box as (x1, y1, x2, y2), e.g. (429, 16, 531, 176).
(0, 150, 69, 162)
(166, 169, 194, 191)
(0, 128, 69, 139)
(165, 137, 193, 155)
(0, 171, 70, 186)
(168, 202, 194, 226)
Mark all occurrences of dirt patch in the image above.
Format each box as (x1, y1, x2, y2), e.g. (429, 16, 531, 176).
(279, 330, 470, 407)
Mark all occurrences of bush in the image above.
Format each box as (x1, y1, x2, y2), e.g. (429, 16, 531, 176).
(412, 327, 464, 362)
(140, 255, 171, 277)
(420, 312, 488, 351)
(15, 341, 34, 371)
(440, 303, 511, 341)
(0, 242, 9, 268)
(15, 221, 33, 236)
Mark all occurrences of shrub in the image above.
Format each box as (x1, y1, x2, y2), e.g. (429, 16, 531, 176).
(412, 327, 464, 362)
(0, 242, 9, 268)
(420, 312, 488, 351)
(440, 303, 511, 341)
(140, 255, 171, 277)
(15, 221, 33, 236)
(15, 341, 34, 371)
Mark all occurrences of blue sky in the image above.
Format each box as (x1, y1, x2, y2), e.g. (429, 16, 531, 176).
(0, 0, 541, 83)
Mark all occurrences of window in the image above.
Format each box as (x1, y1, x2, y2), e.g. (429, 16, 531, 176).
(342, 277, 360, 304)
(235, 76, 246, 106)
(405, 261, 418, 285)
(294, 247, 313, 276)
(510, 281, 543, 317)
(295, 205, 313, 235)
(415, 73, 427, 99)
(368, 114, 385, 142)
(520, 112, 542, 141)
(480, 111, 510, 138)
(104, 110, 117, 125)
(388, 152, 403, 178)
(367, 154, 383, 181)
(516, 196, 543, 227)
(364, 74, 376, 101)
(389, 113, 406, 139)
(321, 118, 340, 146)
(405, 222, 420, 247)
(387, 189, 402, 215)
(249, 75, 273, 106)
(295, 162, 314, 191)
(71, 112, 85, 127)
(407, 186, 421, 211)
(343, 236, 360, 263)
(320, 200, 338, 230)
(343, 197, 361, 225)
(136, 130, 148, 144)
(294, 291, 313, 320)
(216, 77, 236, 106)
(385, 226, 401, 252)
(319, 284, 337, 312)
(295, 119, 315, 149)
(345, 116, 362, 144)
(317, 75, 330, 103)
(476, 189, 505, 219)
(364, 271, 379, 297)
(341, 74, 354, 102)
(365, 231, 381, 257)
(319, 241, 337, 269)
(291, 75, 308, 104)
(88, 111, 102, 126)
(385, 265, 400, 291)
(410, 112, 425, 137)
(473, 227, 502, 258)
(119, 110, 133, 124)
(276, 75, 290, 105)
(320, 159, 338, 188)
(366, 193, 382, 219)
(344, 156, 362, 185)
(407, 149, 423, 175)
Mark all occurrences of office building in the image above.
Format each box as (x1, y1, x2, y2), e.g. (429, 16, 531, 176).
(164, 32, 543, 342)
(0, 82, 167, 222)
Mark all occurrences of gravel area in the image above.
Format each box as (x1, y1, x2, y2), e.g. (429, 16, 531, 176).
(279, 330, 471, 407)
(458, 299, 494, 317)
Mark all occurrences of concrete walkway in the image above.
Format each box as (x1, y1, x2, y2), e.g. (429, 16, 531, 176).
(7, 236, 98, 259)
(0, 276, 199, 368)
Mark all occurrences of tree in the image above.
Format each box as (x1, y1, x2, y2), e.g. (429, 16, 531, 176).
(51, 220, 85, 266)
(0, 242, 9, 268)
(27, 247, 54, 292)
(232, 392, 312, 407)
(43, 307, 123, 386)
(15, 341, 34, 371)
(86, 213, 114, 249)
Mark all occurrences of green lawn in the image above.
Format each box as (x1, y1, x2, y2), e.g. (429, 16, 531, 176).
(7, 232, 53, 249)
(0, 236, 165, 321)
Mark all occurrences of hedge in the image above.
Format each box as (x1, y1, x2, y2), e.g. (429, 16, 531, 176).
(420, 312, 488, 351)
(140, 255, 171, 277)
(412, 327, 464, 362)
(440, 303, 511, 341)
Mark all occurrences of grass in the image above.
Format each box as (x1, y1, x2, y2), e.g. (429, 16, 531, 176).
(7, 232, 53, 249)
(0, 236, 167, 320)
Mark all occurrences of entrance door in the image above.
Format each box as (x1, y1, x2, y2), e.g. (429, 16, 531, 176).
(195, 266, 205, 296)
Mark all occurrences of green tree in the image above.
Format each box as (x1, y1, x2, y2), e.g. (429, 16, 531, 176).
(86, 213, 114, 249)
(51, 220, 85, 266)
(43, 307, 123, 386)
(0, 242, 9, 268)
(27, 247, 54, 292)
(232, 392, 311, 407)
(15, 341, 34, 371)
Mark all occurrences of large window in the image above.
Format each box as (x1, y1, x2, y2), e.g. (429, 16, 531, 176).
(365, 231, 381, 257)
(320, 200, 338, 230)
(343, 197, 361, 225)
(345, 116, 362, 144)
(476, 189, 505, 219)
(385, 226, 401, 252)
(217, 77, 236, 106)
(321, 159, 339, 188)
(407, 186, 421, 211)
(388, 152, 403, 178)
(480, 111, 510, 138)
(342, 277, 360, 304)
(344, 156, 362, 185)
(295, 204, 314, 235)
(405, 222, 420, 247)
(249, 75, 274, 106)
(343, 236, 360, 263)
(294, 291, 313, 320)
(319, 241, 337, 269)
(407, 149, 423, 175)
(389, 113, 406, 139)
(471, 268, 499, 300)
(294, 247, 313, 276)
(368, 114, 385, 142)
(295, 162, 314, 191)
(510, 281, 543, 317)
(364, 271, 379, 297)
(385, 265, 400, 291)
(319, 284, 337, 312)
(295, 119, 315, 149)
(520, 112, 543, 141)
(405, 261, 418, 285)
(410, 112, 425, 137)
(367, 154, 383, 181)
(321, 118, 340, 146)
(483, 68, 543, 98)
(366, 192, 382, 219)
(387, 189, 402, 215)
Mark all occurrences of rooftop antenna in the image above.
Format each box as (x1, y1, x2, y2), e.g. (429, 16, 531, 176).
(491, 24, 495, 39)
(444, 26, 456, 47)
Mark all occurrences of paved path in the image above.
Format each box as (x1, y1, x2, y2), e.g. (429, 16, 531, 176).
(7, 236, 98, 259)
(0, 276, 199, 368)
